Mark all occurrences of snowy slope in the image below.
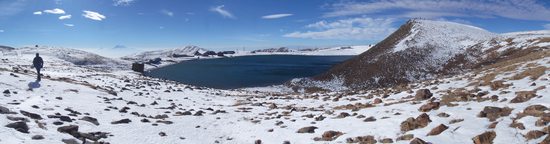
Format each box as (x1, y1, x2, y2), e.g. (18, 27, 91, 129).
(0, 40, 549, 144)
(124, 45, 208, 61)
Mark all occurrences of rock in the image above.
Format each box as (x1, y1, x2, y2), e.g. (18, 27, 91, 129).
(400, 113, 431, 132)
(5, 122, 29, 133)
(472, 131, 496, 144)
(427, 124, 448, 136)
(32, 135, 45, 140)
(346, 135, 376, 144)
(396, 134, 414, 141)
(414, 89, 433, 101)
(418, 102, 440, 112)
(20, 110, 43, 120)
(0, 105, 15, 114)
(380, 138, 393, 143)
(3, 89, 10, 94)
(193, 110, 204, 116)
(268, 103, 277, 109)
(111, 118, 132, 124)
(80, 116, 99, 125)
(6, 116, 29, 122)
(410, 138, 427, 144)
(47, 115, 72, 122)
(510, 91, 537, 103)
(57, 125, 79, 135)
(61, 138, 80, 144)
(315, 130, 343, 141)
(488, 122, 498, 129)
(437, 112, 450, 117)
(254, 139, 262, 144)
(156, 120, 173, 125)
(159, 132, 167, 137)
(373, 98, 383, 104)
(336, 112, 350, 118)
(448, 118, 464, 124)
(296, 126, 317, 133)
(363, 116, 377, 122)
(541, 135, 550, 144)
(53, 121, 64, 125)
(282, 141, 291, 144)
(523, 105, 548, 117)
(315, 115, 326, 121)
(478, 106, 513, 121)
(141, 118, 151, 123)
(524, 130, 546, 140)
(510, 121, 526, 130)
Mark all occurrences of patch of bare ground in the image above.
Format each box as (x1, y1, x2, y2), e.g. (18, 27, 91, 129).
(511, 66, 548, 80)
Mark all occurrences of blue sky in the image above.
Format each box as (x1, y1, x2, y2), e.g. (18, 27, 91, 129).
(1, 0, 550, 52)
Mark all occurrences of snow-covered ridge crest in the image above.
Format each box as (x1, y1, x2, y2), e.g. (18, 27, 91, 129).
(124, 45, 208, 61)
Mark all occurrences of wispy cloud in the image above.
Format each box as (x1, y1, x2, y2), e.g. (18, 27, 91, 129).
(64, 24, 74, 27)
(544, 24, 550, 30)
(284, 17, 396, 40)
(0, 30, 4, 33)
(210, 5, 235, 19)
(33, 11, 42, 15)
(161, 9, 174, 17)
(113, 0, 135, 6)
(43, 8, 65, 15)
(261, 13, 293, 19)
(324, 0, 550, 21)
(82, 10, 106, 21)
(59, 14, 71, 20)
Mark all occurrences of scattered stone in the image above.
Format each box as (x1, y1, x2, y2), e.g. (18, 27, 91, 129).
(478, 106, 513, 121)
(410, 138, 427, 144)
(510, 91, 537, 103)
(380, 138, 393, 143)
(510, 121, 526, 130)
(5, 122, 29, 133)
(254, 139, 262, 144)
(32, 135, 45, 140)
(53, 121, 64, 125)
(488, 122, 498, 129)
(400, 113, 431, 132)
(524, 130, 546, 140)
(373, 98, 382, 104)
(194, 110, 205, 116)
(472, 131, 496, 144)
(427, 124, 448, 136)
(79, 116, 99, 125)
(449, 119, 464, 124)
(48, 115, 72, 122)
(62, 138, 81, 144)
(111, 119, 131, 124)
(6, 116, 29, 122)
(414, 89, 433, 101)
(20, 110, 43, 120)
(314, 130, 343, 141)
(159, 132, 167, 137)
(57, 125, 79, 134)
(418, 102, 440, 112)
(156, 120, 173, 125)
(336, 112, 350, 118)
(437, 112, 450, 117)
(141, 118, 151, 123)
(297, 126, 317, 133)
(0, 105, 15, 114)
(523, 105, 548, 117)
(3, 90, 10, 94)
(346, 135, 376, 144)
(363, 116, 377, 122)
(396, 134, 414, 141)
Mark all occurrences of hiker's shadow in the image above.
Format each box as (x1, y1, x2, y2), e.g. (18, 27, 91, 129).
(28, 81, 41, 89)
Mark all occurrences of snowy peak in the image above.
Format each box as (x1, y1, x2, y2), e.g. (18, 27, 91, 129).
(393, 19, 496, 53)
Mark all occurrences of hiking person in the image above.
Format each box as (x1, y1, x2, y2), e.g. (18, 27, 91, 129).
(33, 53, 43, 81)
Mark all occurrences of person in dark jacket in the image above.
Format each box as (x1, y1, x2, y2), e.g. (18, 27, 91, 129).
(33, 53, 43, 81)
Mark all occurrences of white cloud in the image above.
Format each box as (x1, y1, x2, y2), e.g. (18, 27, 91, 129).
(161, 9, 174, 17)
(64, 24, 74, 27)
(0, 30, 4, 33)
(261, 13, 293, 19)
(324, 0, 550, 21)
(113, 0, 134, 6)
(544, 24, 550, 30)
(43, 8, 65, 14)
(82, 10, 106, 21)
(210, 5, 234, 19)
(284, 17, 396, 40)
(33, 11, 42, 15)
(59, 14, 71, 20)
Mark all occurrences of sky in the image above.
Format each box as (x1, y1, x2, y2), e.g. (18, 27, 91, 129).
(1, 0, 550, 54)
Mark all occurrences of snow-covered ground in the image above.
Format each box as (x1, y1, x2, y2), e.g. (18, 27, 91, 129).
(0, 42, 549, 144)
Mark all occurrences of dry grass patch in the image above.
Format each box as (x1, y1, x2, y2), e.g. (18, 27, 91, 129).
(511, 66, 548, 80)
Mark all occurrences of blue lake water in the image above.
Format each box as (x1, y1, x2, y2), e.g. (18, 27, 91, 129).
(146, 55, 352, 89)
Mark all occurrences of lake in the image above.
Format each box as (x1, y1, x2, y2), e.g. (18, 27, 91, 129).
(146, 55, 353, 89)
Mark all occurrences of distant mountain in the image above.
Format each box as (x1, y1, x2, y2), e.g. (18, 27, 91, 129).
(290, 19, 550, 91)
(13, 46, 128, 70)
(0, 45, 15, 52)
(251, 47, 294, 53)
(123, 45, 208, 61)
